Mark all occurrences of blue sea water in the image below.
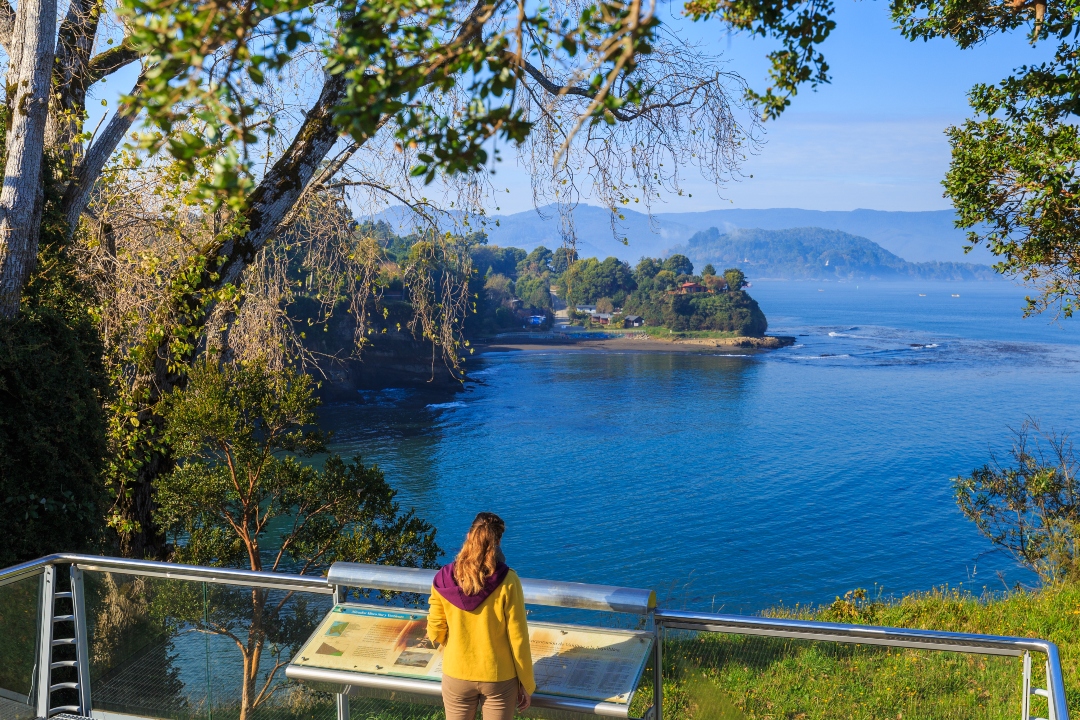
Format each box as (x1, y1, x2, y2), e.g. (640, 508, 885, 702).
(319, 280, 1080, 614)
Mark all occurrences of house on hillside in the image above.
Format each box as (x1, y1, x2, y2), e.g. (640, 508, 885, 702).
(576, 304, 597, 314)
(677, 282, 706, 294)
(624, 315, 643, 328)
(593, 313, 613, 325)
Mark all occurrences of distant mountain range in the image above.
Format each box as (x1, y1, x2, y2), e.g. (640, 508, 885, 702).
(371, 203, 997, 266)
(671, 227, 998, 281)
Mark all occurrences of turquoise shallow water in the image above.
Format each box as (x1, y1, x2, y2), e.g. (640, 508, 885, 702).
(319, 280, 1080, 613)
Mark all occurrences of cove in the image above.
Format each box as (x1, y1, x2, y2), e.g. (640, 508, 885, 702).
(319, 280, 1080, 614)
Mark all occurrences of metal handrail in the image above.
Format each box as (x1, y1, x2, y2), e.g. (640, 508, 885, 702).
(0, 554, 332, 594)
(328, 561, 656, 613)
(655, 608, 1070, 720)
(1, 555, 1070, 720)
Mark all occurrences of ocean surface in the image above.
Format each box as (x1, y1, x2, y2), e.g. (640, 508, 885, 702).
(319, 280, 1080, 614)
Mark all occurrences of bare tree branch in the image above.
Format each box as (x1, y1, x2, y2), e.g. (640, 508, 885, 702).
(87, 37, 144, 84)
(62, 75, 145, 233)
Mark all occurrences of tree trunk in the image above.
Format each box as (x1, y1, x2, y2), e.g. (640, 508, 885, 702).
(0, 0, 57, 318)
(115, 71, 349, 553)
(240, 587, 267, 720)
(46, 0, 102, 173)
(118, 431, 170, 559)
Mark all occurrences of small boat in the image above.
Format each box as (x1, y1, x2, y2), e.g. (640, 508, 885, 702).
(952, 294, 960, 297)
(918, 293, 926, 297)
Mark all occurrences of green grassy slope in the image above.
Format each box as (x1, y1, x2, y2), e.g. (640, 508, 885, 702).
(641, 585, 1080, 720)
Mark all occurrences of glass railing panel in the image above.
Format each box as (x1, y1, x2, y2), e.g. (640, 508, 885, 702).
(84, 571, 211, 720)
(83, 570, 338, 720)
(659, 628, 1027, 720)
(0, 572, 42, 720)
(199, 581, 333, 720)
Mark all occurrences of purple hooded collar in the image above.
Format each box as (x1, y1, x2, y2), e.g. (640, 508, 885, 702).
(433, 561, 509, 611)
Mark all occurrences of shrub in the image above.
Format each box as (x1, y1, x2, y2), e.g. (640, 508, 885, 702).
(954, 420, 1080, 584)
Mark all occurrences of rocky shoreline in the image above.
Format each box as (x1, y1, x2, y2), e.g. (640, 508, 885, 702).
(476, 332, 796, 353)
(314, 330, 796, 400)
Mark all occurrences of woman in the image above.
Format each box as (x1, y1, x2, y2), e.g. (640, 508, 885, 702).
(427, 512, 535, 720)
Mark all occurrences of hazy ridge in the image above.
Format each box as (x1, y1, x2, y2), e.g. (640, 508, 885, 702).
(371, 203, 995, 266)
(672, 227, 998, 281)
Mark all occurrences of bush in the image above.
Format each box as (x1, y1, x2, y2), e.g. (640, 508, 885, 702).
(494, 306, 515, 328)
(662, 291, 767, 335)
(0, 309, 107, 565)
(0, 193, 109, 566)
(954, 420, 1080, 584)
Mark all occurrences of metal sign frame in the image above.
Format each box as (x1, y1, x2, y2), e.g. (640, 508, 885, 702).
(287, 602, 654, 711)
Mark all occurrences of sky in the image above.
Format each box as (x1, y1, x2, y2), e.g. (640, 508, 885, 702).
(486, 0, 1055, 214)
(84, 1, 1054, 216)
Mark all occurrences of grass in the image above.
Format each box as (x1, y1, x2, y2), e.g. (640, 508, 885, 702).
(635, 584, 1080, 720)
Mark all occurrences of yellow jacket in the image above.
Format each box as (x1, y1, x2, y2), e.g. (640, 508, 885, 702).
(426, 569, 536, 693)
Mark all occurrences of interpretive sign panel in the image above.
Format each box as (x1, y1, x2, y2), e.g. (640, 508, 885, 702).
(291, 604, 653, 704)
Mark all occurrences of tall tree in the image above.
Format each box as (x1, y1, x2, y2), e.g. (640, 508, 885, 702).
(0, 0, 58, 315)
(891, 0, 1080, 318)
(0, 0, 826, 557)
(156, 360, 439, 720)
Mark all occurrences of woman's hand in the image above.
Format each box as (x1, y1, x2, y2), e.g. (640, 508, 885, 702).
(517, 682, 531, 711)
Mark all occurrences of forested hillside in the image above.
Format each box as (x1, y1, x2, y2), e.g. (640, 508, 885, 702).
(672, 227, 998, 281)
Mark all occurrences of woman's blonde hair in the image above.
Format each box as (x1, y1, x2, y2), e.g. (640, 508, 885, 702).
(453, 512, 506, 595)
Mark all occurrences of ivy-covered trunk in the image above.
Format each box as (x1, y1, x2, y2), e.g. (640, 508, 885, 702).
(0, 0, 57, 318)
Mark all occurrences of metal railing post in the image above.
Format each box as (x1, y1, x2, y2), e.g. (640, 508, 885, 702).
(35, 565, 56, 718)
(334, 584, 349, 720)
(1022, 651, 1032, 720)
(1046, 658, 1057, 720)
(652, 619, 662, 720)
(70, 565, 92, 715)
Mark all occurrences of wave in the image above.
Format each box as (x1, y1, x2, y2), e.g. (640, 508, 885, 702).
(789, 354, 852, 360)
(426, 401, 466, 410)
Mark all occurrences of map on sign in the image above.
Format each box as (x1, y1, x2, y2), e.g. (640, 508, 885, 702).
(290, 604, 653, 704)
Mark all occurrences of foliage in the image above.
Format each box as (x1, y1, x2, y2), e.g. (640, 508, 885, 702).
(0, 160, 108, 566)
(562, 256, 638, 306)
(472, 246, 527, 280)
(685, 0, 836, 119)
(882, 0, 1080, 316)
(723, 268, 747, 292)
(484, 274, 515, 308)
(594, 254, 769, 335)
(0, 308, 108, 565)
(0, 574, 42, 696)
(156, 359, 438, 720)
(953, 420, 1080, 585)
(552, 247, 579, 275)
(158, 360, 438, 574)
(664, 254, 695, 276)
(667, 292, 766, 334)
(515, 273, 553, 310)
(123, 0, 661, 206)
(519, 246, 554, 276)
(85, 573, 186, 714)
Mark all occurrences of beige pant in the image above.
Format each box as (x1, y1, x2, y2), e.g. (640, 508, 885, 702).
(441, 674, 519, 720)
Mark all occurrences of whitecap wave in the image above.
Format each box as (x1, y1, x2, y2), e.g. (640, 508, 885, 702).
(426, 401, 466, 410)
